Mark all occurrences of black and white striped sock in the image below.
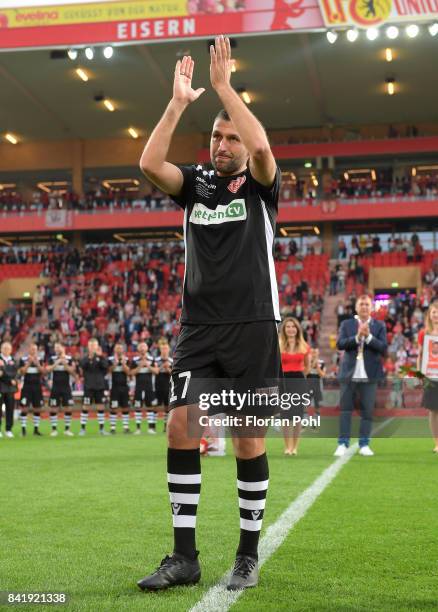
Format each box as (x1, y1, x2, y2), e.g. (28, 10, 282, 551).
(64, 412, 72, 431)
(50, 412, 58, 431)
(33, 413, 41, 432)
(167, 448, 201, 560)
(97, 410, 105, 431)
(109, 411, 117, 430)
(147, 410, 156, 430)
(80, 410, 88, 430)
(236, 453, 269, 559)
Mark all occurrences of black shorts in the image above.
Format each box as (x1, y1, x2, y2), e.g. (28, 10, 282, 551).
(20, 386, 44, 410)
(134, 387, 156, 409)
(170, 321, 282, 410)
(110, 386, 130, 410)
(49, 388, 74, 409)
(155, 374, 170, 406)
(83, 389, 105, 406)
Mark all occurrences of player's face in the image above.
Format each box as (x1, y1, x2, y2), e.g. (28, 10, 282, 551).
(210, 118, 249, 176)
(29, 344, 38, 357)
(160, 345, 169, 357)
(55, 343, 63, 356)
(138, 343, 147, 356)
(115, 344, 123, 356)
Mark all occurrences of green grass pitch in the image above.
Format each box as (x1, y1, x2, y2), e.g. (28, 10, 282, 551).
(1, 419, 437, 611)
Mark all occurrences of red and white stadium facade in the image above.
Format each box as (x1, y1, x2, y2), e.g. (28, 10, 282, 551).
(0, 0, 437, 51)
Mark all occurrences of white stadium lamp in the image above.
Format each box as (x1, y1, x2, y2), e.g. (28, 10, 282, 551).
(85, 47, 94, 60)
(326, 30, 338, 44)
(386, 25, 399, 39)
(366, 27, 379, 41)
(67, 49, 78, 61)
(429, 22, 438, 36)
(346, 29, 359, 42)
(103, 46, 114, 59)
(406, 24, 419, 38)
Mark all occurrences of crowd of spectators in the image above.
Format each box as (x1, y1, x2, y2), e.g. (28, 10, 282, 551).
(0, 240, 326, 359)
(0, 186, 179, 215)
(280, 171, 438, 204)
(3, 235, 437, 383)
(331, 234, 428, 288)
(337, 234, 426, 258)
(0, 303, 31, 346)
(2, 166, 438, 216)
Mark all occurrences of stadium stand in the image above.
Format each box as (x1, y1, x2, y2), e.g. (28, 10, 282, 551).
(2, 164, 437, 216)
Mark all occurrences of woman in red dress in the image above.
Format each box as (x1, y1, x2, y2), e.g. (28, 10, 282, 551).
(417, 302, 438, 452)
(279, 317, 310, 455)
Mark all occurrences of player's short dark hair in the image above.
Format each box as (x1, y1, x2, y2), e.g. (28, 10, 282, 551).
(215, 109, 231, 122)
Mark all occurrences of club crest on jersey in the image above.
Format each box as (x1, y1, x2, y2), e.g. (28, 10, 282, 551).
(227, 175, 246, 193)
(189, 199, 247, 225)
(172, 503, 181, 515)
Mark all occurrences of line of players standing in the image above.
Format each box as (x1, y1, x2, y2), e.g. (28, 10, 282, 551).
(0, 338, 172, 438)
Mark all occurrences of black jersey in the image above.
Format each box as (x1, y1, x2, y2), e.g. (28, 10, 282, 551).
(172, 164, 281, 324)
(49, 354, 74, 389)
(131, 354, 154, 389)
(79, 355, 108, 391)
(109, 355, 129, 388)
(0, 354, 18, 393)
(155, 355, 173, 374)
(19, 355, 44, 387)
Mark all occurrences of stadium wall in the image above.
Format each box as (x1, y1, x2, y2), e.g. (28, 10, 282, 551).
(0, 278, 48, 311)
(0, 133, 203, 172)
(368, 266, 422, 294)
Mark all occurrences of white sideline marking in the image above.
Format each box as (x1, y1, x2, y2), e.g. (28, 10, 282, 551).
(190, 419, 393, 612)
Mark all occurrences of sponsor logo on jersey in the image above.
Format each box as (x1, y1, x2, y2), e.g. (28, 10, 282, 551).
(251, 510, 261, 520)
(195, 176, 216, 190)
(189, 199, 247, 225)
(227, 175, 246, 193)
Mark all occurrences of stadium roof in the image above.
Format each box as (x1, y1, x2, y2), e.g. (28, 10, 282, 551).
(0, 30, 436, 142)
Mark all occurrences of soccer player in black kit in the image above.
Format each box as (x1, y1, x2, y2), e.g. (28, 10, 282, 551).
(46, 342, 76, 436)
(130, 342, 159, 435)
(154, 340, 173, 433)
(79, 338, 109, 435)
(108, 343, 131, 434)
(18, 343, 46, 436)
(137, 36, 281, 591)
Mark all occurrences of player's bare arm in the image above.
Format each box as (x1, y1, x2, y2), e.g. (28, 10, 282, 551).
(139, 56, 205, 196)
(210, 35, 276, 187)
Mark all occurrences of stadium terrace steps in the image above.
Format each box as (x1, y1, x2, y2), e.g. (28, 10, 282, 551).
(317, 293, 339, 368)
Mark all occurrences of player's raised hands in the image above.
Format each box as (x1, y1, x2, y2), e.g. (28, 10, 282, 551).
(210, 35, 232, 91)
(173, 56, 205, 105)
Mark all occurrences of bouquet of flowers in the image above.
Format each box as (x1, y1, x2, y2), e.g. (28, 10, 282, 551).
(398, 365, 435, 388)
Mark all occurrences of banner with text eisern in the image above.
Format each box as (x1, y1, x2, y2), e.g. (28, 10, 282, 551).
(1, 0, 435, 50)
(0, 0, 326, 50)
